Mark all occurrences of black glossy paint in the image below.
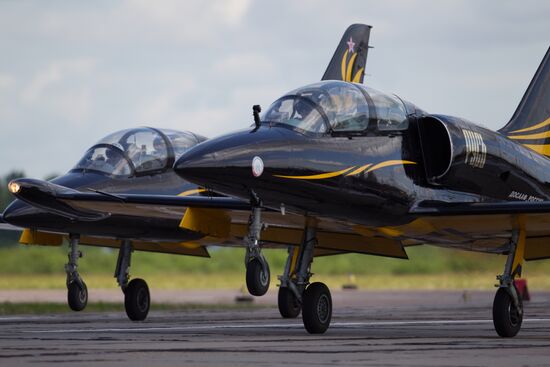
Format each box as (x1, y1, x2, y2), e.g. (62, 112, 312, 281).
(174, 88, 550, 229)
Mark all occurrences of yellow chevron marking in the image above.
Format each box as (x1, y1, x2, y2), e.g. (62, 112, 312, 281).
(275, 160, 417, 180)
(346, 163, 372, 176)
(178, 188, 206, 197)
(346, 52, 358, 82)
(508, 129, 550, 140)
(352, 67, 364, 83)
(341, 50, 349, 81)
(365, 160, 417, 173)
(509, 117, 550, 134)
(274, 167, 356, 180)
(523, 144, 550, 156)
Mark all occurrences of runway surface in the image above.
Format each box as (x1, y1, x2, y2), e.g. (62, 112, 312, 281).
(1, 290, 550, 366)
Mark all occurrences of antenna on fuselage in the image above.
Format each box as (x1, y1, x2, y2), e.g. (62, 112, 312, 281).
(253, 105, 262, 128)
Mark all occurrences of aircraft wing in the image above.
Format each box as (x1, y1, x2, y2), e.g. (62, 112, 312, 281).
(407, 201, 550, 261)
(12, 178, 550, 260)
(7, 178, 408, 259)
(0, 214, 21, 231)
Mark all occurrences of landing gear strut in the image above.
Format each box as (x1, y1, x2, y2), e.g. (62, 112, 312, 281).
(65, 234, 87, 311)
(278, 224, 332, 333)
(244, 203, 270, 296)
(115, 240, 150, 321)
(493, 228, 525, 337)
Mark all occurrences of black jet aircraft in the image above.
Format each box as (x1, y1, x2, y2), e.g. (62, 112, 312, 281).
(169, 32, 550, 337)
(1, 127, 217, 320)
(1, 25, 373, 323)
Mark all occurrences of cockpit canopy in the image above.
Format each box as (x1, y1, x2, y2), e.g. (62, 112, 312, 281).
(73, 128, 205, 177)
(262, 81, 410, 134)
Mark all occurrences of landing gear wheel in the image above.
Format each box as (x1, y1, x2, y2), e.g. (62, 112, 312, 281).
(124, 278, 150, 321)
(493, 286, 523, 337)
(67, 281, 88, 312)
(278, 287, 301, 318)
(246, 258, 270, 296)
(302, 282, 332, 334)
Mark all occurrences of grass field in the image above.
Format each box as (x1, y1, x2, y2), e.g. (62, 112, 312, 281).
(0, 241, 549, 290)
(1, 272, 550, 290)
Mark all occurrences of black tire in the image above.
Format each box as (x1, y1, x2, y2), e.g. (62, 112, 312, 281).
(246, 259, 270, 296)
(302, 282, 332, 334)
(67, 281, 88, 312)
(493, 286, 523, 337)
(124, 278, 150, 321)
(278, 287, 301, 318)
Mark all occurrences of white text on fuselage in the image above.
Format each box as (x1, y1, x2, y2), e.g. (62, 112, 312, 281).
(508, 191, 543, 202)
(462, 129, 487, 169)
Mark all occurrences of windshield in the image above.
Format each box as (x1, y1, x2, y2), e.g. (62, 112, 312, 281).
(263, 81, 409, 134)
(74, 145, 132, 177)
(262, 81, 370, 133)
(262, 96, 328, 134)
(96, 128, 168, 173)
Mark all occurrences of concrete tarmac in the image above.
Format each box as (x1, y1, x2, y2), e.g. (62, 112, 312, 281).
(1, 290, 550, 366)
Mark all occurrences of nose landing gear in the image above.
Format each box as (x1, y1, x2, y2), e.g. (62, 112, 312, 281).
(244, 204, 271, 296)
(65, 234, 87, 312)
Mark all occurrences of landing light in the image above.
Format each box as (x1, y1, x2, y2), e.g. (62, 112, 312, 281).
(8, 181, 21, 194)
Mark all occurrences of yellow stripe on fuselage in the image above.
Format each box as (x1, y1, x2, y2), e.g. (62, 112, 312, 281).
(274, 160, 417, 180)
(365, 160, 417, 173)
(274, 167, 355, 180)
(346, 163, 372, 176)
(178, 188, 206, 197)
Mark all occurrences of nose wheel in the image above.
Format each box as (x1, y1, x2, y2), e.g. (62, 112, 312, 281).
(65, 234, 88, 312)
(243, 202, 271, 297)
(67, 280, 88, 312)
(246, 258, 270, 296)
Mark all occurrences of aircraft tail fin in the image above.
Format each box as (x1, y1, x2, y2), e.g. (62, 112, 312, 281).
(322, 24, 372, 83)
(500, 46, 550, 155)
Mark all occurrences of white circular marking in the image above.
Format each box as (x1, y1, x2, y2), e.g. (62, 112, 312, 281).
(252, 156, 264, 177)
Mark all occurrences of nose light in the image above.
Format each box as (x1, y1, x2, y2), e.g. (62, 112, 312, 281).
(8, 181, 21, 194)
(252, 156, 264, 177)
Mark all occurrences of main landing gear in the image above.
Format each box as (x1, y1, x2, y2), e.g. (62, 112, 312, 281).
(115, 240, 150, 321)
(278, 224, 331, 334)
(241, 199, 331, 334)
(492, 228, 526, 337)
(64, 235, 150, 321)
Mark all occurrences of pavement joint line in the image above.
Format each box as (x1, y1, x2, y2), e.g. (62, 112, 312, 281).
(21, 318, 550, 333)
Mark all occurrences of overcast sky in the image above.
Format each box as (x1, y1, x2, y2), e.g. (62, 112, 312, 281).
(0, 0, 549, 178)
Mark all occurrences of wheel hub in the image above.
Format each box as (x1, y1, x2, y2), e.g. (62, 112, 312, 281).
(317, 294, 330, 323)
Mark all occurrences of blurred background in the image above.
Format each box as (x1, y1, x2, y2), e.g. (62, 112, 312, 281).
(1, 1, 549, 301)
